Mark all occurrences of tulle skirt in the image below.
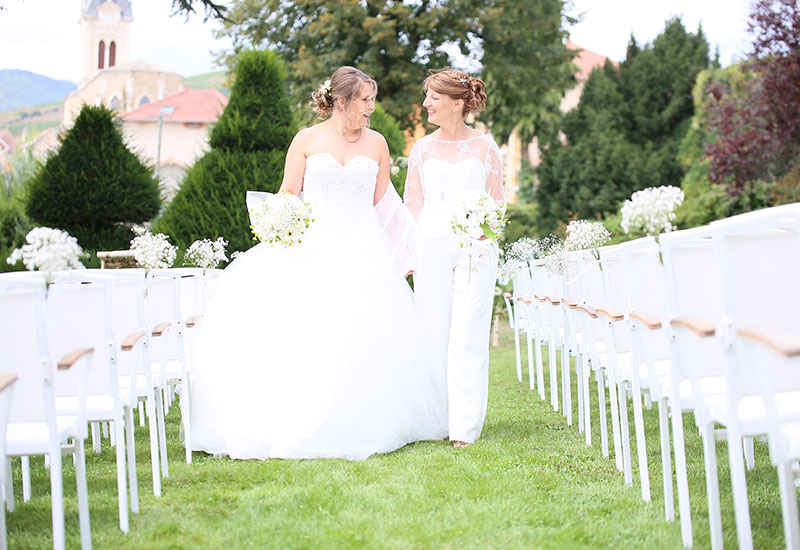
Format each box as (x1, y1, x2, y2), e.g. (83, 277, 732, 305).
(189, 222, 448, 460)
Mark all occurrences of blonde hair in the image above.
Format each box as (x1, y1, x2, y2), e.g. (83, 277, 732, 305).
(423, 68, 487, 116)
(311, 66, 377, 118)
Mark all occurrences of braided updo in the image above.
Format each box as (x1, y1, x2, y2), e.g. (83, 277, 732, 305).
(423, 68, 487, 117)
(311, 66, 377, 118)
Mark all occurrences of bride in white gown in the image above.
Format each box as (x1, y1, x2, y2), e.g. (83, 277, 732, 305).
(190, 66, 447, 460)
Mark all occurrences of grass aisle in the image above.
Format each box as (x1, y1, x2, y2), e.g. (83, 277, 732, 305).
(7, 325, 789, 548)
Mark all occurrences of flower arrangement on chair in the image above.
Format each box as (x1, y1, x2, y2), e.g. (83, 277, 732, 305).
(129, 226, 177, 274)
(620, 186, 684, 237)
(6, 226, 86, 286)
(183, 238, 228, 274)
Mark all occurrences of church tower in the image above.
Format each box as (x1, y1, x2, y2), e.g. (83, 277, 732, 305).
(79, 0, 133, 82)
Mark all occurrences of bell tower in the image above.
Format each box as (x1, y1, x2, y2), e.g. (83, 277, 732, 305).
(80, 0, 133, 82)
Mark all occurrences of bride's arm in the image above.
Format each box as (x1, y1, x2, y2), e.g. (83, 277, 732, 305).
(278, 129, 310, 196)
(373, 136, 392, 205)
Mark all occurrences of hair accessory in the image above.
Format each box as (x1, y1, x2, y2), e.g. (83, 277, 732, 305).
(459, 76, 470, 86)
(320, 79, 332, 95)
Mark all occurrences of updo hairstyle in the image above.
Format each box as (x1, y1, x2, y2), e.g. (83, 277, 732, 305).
(311, 66, 377, 118)
(423, 68, 487, 116)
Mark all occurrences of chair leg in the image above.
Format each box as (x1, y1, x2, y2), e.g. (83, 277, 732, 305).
(549, 338, 559, 412)
(631, 383, 651, 501)
(90, 423, 101, 454)
(74, 439, 91, 550)
(618, 382, 633, 485)
(4, 457, 13, 513)
(562, 344, 572, 425)
(778, 460, 800, 550)
(102, 421, 110, 440)
(124, 407, 139, 513)
(596, 369, 609, 458)
(535, 333, 545, 401)
(744, 436, 755, 471)
(0, 476, 6, 550)
(155, 390, 169, 479)
(138, 401, 145, 427)
(584, 360, 592, 446)
(701, 423, 724, 550)
(526, 334, 535, 391)
(20, 456, 30, 503)
(658, 399, 674, 520)
(728, 434, 754, 550)
(113, 416, 129, 533)
(180, 379, 192, 465)
(513, 324, 522, 383)
(606, 371, 623, 471)
(48, 449, 66, 550)
(145, 396, 162, 497)
(576, 353, 584, 434)
(672, 408, 693, 547)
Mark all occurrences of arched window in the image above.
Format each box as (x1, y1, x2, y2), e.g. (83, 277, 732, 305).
(98, 40, 105, 69)
(138, 96, 151, 107)
(109, 41, 116, 67)
(109, 96, 121, 110)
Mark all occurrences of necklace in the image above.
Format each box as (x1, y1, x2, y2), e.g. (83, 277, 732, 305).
(333, 126, 363, 144)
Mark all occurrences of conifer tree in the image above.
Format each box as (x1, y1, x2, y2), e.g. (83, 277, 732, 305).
(155, 49, 295, 253)
(25, 104, 160, 250)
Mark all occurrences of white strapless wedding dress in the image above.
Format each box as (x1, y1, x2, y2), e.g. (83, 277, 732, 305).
(189, 153, 447, 460)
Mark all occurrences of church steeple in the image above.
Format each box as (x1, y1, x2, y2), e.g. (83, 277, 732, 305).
(80, 0, 133, 82)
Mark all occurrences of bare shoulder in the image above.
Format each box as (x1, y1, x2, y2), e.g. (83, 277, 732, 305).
(363, 127, 390, 158)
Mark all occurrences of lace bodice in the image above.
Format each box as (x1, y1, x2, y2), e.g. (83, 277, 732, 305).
(302, 153, 379, 232)
(403, 134, 504, 235)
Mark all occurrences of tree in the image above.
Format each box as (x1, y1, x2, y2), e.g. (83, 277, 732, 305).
(703, 0, 800, 197)
(25, 104, 161, 251)
(535, 18, 710, 230)
(171, 0, 228, 21)
(214, 0, 574, 141)
(154, 49, 295, 253)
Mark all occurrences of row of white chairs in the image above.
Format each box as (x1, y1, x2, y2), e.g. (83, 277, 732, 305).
(0, 267, 220, 549)
(503, 202, 800, 549)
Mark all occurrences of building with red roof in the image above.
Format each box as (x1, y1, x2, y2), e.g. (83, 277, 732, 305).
(122, 88, 228, 196)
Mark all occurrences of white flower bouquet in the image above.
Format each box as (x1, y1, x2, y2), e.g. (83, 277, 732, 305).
(621, 186, 684, 236)
(184, 237, 228, 272)
(564, 220, 611, 261)
(450, 189, 506, 243)
(130, 226, 177, 272)
(249, 191, 313, 247)
(6, 226, 85, 282)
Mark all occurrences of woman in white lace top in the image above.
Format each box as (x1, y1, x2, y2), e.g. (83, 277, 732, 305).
(404, 68, 504, 448)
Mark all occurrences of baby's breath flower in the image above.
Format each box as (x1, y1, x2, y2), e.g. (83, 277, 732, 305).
(130, 226, 177, 272)
(564, 220, 611, 252)
(184, 237, 228, 272)
(6, 227, 85, 282)
(620, 186, 684, 236)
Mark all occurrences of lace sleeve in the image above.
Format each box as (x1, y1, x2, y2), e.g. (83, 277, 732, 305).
(403, 141, 424, 219)
(484, 138, 504, 204)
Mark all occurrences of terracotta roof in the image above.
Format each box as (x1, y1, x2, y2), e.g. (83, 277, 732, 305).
(122, 88, 229, 124)
(0, 129, 16, 153)
(567, 40, 618, 81)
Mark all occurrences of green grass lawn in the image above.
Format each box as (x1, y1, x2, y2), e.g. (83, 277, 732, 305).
(6, 324, 793, 549)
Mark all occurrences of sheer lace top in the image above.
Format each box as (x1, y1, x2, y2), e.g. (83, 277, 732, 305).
(403, 134, 504, 235)
(302, 153, 378, 233)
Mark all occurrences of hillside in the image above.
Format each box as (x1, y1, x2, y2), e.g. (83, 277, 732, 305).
(0, 69, 76, 112)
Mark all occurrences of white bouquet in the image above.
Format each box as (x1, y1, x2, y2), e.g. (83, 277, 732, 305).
(621, 186, 684, 236)
(450, 189, 506, 243)
(564, 220, 611, 255)
(130, 226, 177, 272)
(249, 191, 313, 247)
(6, 226, 85, 282)
(184, 237, 228, 272)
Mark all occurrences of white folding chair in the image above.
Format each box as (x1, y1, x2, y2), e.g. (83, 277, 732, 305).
(0, 373, 17, 550)
(0, 281, 93, 550)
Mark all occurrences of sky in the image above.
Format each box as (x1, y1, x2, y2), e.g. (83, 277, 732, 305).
(0, 0, 755, 84)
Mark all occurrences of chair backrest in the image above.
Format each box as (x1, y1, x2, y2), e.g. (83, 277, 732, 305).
(45, 280, 109, 397)
(621, 237, 670, 359)
(598, 244, 630, 351)
(145, 273, 182, 361)
(0, 284, 56, 424)
(712, 206, 800, 396)
(659, 226, 726, 381)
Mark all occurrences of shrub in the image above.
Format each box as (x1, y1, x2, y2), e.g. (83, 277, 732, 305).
(25, 104, 161, 250)
(155, 49, 295, 253)
(370, 103, 406, 157)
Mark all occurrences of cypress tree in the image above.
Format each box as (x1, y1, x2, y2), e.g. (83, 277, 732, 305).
(25, 104, 161, 250)
(155, 49, 295, 253)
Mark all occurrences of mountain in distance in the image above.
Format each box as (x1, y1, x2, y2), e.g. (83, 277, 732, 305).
(0, 69, 77, 112)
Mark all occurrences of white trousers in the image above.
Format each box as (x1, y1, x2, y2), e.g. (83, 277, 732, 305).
(414, 236, 498, 443)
